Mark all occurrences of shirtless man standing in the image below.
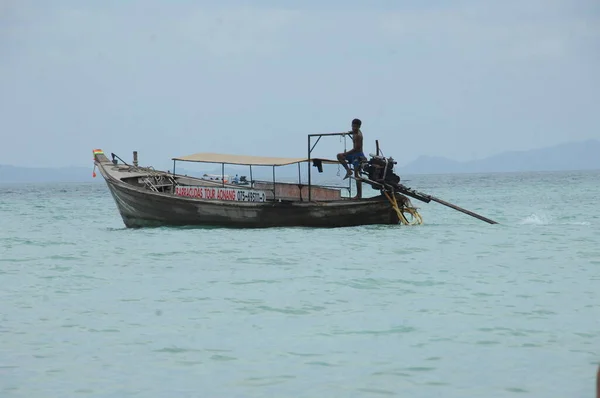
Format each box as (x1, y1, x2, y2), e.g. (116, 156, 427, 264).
(337, 118, 365, 199)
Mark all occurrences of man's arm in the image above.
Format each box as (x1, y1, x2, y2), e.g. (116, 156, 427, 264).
(341, 131, 356, 154)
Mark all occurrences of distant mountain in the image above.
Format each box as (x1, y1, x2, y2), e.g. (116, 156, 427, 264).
(399, 139, 600, 174)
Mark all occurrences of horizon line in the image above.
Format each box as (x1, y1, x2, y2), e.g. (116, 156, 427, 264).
(1, 137, 598, 170)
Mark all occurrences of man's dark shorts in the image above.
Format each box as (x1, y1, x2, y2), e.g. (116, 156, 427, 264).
(344, 152, 365, 168)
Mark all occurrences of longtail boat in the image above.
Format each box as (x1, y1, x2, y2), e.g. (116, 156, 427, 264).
(93, 133, 497, 228)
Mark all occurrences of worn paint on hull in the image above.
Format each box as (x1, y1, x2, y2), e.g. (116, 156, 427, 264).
(106, 178, 399, 228)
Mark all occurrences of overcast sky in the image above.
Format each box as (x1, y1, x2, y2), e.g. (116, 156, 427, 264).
(1, 0, 599, 169)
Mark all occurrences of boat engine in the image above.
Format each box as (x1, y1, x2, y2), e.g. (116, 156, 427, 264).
(360, 154, 401, 189)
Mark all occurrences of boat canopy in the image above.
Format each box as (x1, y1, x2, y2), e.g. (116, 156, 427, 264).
(172, 152, 339, 167)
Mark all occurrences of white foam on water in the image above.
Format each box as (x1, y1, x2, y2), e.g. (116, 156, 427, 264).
(519, 213, 552, 225)
(518, 213, 592, 226)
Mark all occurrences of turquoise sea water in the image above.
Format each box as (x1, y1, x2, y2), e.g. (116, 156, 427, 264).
(1, 170, 599, 397)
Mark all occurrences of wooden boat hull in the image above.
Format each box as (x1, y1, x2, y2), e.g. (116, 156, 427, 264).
(94, 151, 402, 228)
(104, 177, 399, 228)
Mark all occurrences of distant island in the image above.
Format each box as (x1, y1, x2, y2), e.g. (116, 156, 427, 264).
(397, 139, 600, 175)
(1, 139, 598, 183)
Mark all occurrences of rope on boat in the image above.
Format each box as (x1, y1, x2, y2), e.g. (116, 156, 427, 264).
(383, 191, 423, 226)
(337, 134, 348, 177)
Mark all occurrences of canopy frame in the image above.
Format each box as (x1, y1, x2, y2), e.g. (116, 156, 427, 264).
(171, 147, 346, 202)
(171, 152, 338, 167)
(307, 132, 353, 201)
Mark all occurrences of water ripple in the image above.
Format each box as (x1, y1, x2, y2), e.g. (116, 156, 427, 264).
(1, 174, 599, 398)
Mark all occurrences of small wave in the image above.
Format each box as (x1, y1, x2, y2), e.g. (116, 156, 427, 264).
(518, 213, 591, 226)
(519, 214, 552, 225)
